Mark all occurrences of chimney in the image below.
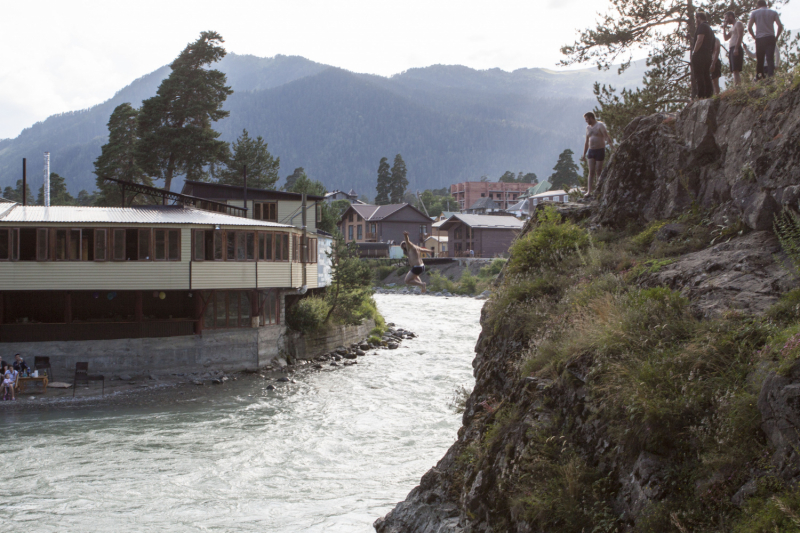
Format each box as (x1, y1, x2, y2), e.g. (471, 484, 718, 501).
(43, 152, 50, 207)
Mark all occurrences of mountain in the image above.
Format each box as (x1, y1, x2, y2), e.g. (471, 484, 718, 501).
(0, 53, 645, 197)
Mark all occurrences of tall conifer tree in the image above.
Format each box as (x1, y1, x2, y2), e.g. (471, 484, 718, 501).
(93, 102, 151, 206)
(389, 154, 408, 204)
(375, 157, 391, 205)
(218, 129, 280, 189)
(549, 149, 581, 190)
(137, 31, 232, 191)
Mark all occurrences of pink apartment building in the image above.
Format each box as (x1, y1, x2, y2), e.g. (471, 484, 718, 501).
(450, 181, 530, 211)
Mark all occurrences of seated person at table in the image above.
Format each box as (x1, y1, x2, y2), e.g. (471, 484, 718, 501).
(2, 363, 17, 401)
(13, 354, 29, 374)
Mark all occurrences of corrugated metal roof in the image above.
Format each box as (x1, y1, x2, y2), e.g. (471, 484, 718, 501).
(531, 189, 568, 198)
(468, 197, 501, 210)
(438, 214, 524, 230)
(349, 203, 430, 222)
(0, 205, 294, 228)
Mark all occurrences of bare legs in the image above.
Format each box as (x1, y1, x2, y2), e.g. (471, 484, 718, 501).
(404, 270, 426, 293)
(586, 158, 604, 195)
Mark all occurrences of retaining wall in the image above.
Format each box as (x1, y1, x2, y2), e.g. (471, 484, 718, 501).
(284, 319, 375, 362)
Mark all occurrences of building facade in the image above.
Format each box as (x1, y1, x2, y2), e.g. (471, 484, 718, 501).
(338, 204, 432, 246)
(450, 181, 530, 211)
(436, 214, 523, 258)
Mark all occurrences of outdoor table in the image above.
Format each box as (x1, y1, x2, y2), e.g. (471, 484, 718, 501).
(17, 376, 49, 393)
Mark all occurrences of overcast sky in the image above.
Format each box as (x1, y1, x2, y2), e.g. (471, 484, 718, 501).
(3, 0, 800, 140)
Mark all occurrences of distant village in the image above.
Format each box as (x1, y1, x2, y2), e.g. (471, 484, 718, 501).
(331, 178, 569, 259)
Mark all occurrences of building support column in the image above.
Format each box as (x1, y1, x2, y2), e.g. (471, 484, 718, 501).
(195, 291, 205, 335)
(135, 291, 143, 322)
(251, 289, 259, 327)
(65, 291, 72, 324)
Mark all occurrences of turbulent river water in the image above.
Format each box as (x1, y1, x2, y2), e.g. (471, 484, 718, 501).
(0, 294, 484, 533)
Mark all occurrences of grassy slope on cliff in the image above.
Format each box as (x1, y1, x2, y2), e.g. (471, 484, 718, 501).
(454, 205, 800, 532)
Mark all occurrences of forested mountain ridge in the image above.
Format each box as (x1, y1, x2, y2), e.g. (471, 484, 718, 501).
(0, 53, 644, 196)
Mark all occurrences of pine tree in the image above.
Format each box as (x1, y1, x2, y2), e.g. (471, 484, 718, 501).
(217, 129, 280, 189)
(3, 179, 34, 205)
(389, 154, 408, 204)
(137, 31, 232, 191)
(499, 171, 517, 183)
(520, 172, 538, 184)
(37, 173, 77, 206)
(549, 149, 581, 190)
(284, 167, 306, 192)
(93, 103, 151, 206)
(375, 157, 391, 205)
(286, 173, 326, 196)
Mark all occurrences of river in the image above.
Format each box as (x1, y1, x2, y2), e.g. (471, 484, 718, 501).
(0, 294, 484, 532)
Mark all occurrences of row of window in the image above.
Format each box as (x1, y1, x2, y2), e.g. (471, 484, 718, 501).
(201, 290, 280, 329)
(0, 227, 181, 262)
(0, 228, 319, 263)
(191, 230, 317, 263)
(453, 227, 474, 240)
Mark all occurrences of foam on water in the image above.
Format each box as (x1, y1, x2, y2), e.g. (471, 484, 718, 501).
(0, 294, 484, 532)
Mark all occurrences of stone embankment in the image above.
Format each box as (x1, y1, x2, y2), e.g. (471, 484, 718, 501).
(376, 84, 800, 532)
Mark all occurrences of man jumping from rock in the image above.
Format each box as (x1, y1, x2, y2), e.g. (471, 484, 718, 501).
(401, 231, 427, 293)
(580, 111, 613, 197)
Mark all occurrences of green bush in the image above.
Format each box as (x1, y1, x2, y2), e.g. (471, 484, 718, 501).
(367, 334, 382, 344)
(396, 265, 409, 276)
(630, 220, 667, 248)
(734, 485, 800, 533)
(427, 270, 457, 293)
(286, 296, 330, 333)
(508, 206, 588, 274)
(374, 265, 395, 282)
(457, 270, 478, 295)
(479, 258, 507, 278)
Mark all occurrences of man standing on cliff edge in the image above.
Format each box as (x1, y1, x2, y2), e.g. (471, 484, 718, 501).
(748, 0, 783, 79)
(401, 231, 427, 294)
(580, 111, 613, 197)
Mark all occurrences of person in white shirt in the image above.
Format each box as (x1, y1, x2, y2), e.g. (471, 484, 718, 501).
(724, 11, 745, 86)
(2, 363, 17, 401)
(748, 0, 784, 78)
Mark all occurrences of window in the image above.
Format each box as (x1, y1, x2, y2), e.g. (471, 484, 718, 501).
(237, 232, 246, 261)
(261, 232, 274, 261)
(112, 229, 125, 260)
(94, 229, 107, 261)
(454, 227, 462, 240)
(282, 234, 289, 260)
(226, 231, 236, 260)
(259, 290, 280, 325)
(154, 229, 180, 261)
(348, 225, 353, 240)
(370, 223, 377, 234)
(275, 233, 283, 261)
(254, 202, 277, 222)
(293, 235, 299, 262)
(357, 225, 362, 240)
(138, 229, 151, 260)
(419, 225, 427, 236)
(10, 229, 19, 261)
(357, 214, 363, 222)
(0, 229, 9, 260)
(202, 290, 259, 329)
(80, 229, 94, 261)
(37, 228, 49, 261)
(348, 213, 354, 222)
(303, 237, 317, 263)
(246, 232, 255, 261)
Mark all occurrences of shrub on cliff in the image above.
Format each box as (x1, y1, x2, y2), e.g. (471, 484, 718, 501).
(508, 206, 588, 274)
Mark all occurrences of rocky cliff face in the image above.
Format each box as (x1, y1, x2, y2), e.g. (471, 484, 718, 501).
(375, 85, 800, 532)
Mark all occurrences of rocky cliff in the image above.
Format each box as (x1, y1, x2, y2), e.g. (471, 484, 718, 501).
(375, 83, 800, 532)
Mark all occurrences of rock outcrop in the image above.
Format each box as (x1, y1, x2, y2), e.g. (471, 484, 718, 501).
(596, 92, 800, 230)
(376, 87, 800, 532)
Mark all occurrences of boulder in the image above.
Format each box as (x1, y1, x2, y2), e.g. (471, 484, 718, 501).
(758, 362, 800, 478)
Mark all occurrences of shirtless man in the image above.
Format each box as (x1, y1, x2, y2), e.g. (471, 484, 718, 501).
(580, 112, 613, 196)
(401, 231, 426, 293)
(724, 11, 745, 86)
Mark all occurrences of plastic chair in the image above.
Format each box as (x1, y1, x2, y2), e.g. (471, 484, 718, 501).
(73, 362, 104, 397)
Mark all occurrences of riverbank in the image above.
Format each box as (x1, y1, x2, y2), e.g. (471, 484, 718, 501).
(1, 323, 413, 413)
(1, 294, 484, 533)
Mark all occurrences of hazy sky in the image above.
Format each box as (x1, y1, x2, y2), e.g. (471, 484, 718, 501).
(3, 0, 800, 140)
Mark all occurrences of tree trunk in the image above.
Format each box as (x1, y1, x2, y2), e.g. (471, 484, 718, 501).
(164, 153, 176, 202)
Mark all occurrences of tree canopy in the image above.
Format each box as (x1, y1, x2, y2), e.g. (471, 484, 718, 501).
(93, 102, 151, 206)
(549, 149, 581, 190)
(137, 31, 232, 191)
(389, 154, 408, 204)
(3, 179, 34, 205)
(375, 157, 391, 205)
(37, 173, 77, 206)
(499, 170, 538, 183)
(283, 167, 306, 192)
(217, 129, 280, 189)
(561, 0, 790, 138)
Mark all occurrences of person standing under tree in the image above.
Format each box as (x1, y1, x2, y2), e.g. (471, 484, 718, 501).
(400, 231, 427, 293)
(724, 11, 745, 86)
(748, 0, 783, 79)
(580, 112, 613, 196)
(692, 12, 715, 99)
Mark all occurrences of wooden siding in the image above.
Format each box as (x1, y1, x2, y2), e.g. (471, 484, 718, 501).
(191, 262, 256, 289)
(0, 262, 189, 291)
(257, 262, 292, 288)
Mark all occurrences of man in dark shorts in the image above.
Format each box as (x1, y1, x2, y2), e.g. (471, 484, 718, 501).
(692, 12, 715, 99)
(711, 37, 723, 95)
(580, 112, 613, 196)
(748, 0, 783, 79)
(724, 11, 744, 86)
(401, 231, 427, 293)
